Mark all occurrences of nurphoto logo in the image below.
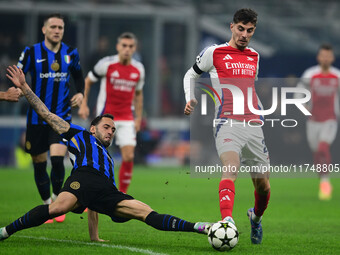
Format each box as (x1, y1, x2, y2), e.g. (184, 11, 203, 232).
(196, 81, 311, 128)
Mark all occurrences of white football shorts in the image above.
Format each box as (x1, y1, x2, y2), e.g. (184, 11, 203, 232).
(214, 120, 270, 167)
(306, 119, 337, 152)
(114, 120, 136, 147)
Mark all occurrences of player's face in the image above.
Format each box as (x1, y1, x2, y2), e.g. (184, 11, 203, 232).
(230, 22, 256, 50)
(42, 17, 64, 45)
(116, 38, 136, 62)
(317, 49, 334, 69)
(92, 117, 116, 148)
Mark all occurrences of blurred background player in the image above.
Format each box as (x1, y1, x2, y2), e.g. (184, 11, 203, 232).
(0, 87, 21, 102)
(78, 32, 145, 193)
(183, 9, 270, 244)
(296, 44, 340, 200)
(17, 13, 84, 223)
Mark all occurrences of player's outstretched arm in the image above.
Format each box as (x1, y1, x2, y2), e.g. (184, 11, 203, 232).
(88, 209, 107, 242)
(6, 65, 70, 135)
(78, 76, 95, 120)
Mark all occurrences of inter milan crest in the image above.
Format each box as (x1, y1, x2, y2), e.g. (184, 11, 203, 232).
(70, 181, 80, 190)
(25, 141, 31, 150)
(51, 60, 60, 71)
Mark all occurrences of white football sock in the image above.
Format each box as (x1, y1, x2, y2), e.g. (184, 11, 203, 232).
(43, 198, 52, 205)
(51, 193, 58, 202)
(1, 227, 9, 238)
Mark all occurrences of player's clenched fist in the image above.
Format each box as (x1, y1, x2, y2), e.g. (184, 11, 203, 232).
(1, 87, 22, 102)
(70, 93, 83, 108)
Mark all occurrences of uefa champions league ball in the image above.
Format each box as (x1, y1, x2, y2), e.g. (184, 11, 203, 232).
(208, 221, 239, 251)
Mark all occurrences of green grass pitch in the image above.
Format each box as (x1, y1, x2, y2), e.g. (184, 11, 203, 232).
(0, 166, 340, 254)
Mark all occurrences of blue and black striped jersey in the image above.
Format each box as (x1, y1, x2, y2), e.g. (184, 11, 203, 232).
(61, 123, 116, 186)
(18, 41, 84, 125)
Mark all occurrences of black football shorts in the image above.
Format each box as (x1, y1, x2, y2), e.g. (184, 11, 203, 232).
(61, 167, 134, 222)
(25, 125, 67, 155)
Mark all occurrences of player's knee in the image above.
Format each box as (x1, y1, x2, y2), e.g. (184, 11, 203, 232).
(122, 152, 134, 162)
(49, 204, 67, 216)
(31, 153, 48, 163)
(221, 161, 239, 181)
(48, 201, 71, 216)
(221, 170, 238, 181)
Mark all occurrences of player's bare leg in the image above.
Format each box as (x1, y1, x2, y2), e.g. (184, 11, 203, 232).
(48, 192, 79, 217)
(50, 144, 68, 222)
(219, 151, 239, 225)
(114, 199, 153, 221)
(114, 199, 211, 234)
(119, 145, 135, 193)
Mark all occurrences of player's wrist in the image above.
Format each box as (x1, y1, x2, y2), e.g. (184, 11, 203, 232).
(3, 92, 9, 101)
(21, 84, 30, 94)
(80, 102, 88, 108)
(81, 96, 88, 104)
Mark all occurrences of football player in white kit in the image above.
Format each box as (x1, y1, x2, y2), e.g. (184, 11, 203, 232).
(183, 9, 270, 244)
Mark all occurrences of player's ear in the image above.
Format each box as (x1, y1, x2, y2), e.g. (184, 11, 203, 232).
(90, 125, 96, 134)
(42, 26, 46, 35)
(230, 23, 234, 31)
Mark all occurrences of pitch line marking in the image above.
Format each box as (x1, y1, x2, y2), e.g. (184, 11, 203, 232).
(16, 235, 168, 255)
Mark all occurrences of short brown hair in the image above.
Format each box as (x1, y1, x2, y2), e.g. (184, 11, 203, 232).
(44, 13, 64, 25)
(90, 114, 114, 127)
(319, 43, 333, 51)
(117, 32, 138, 44)
(233, 8, 258, 26)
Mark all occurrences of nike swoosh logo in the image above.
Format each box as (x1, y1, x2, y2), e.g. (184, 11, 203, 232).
(36, 59, 46, 63)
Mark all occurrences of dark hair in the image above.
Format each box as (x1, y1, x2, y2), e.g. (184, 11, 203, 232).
(319, 43, 333, 51)
(90, 114, 114, 127)
(233, 8, 258, 26)
(44, 13, 64, 25)
(117, 32, 138, 44)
